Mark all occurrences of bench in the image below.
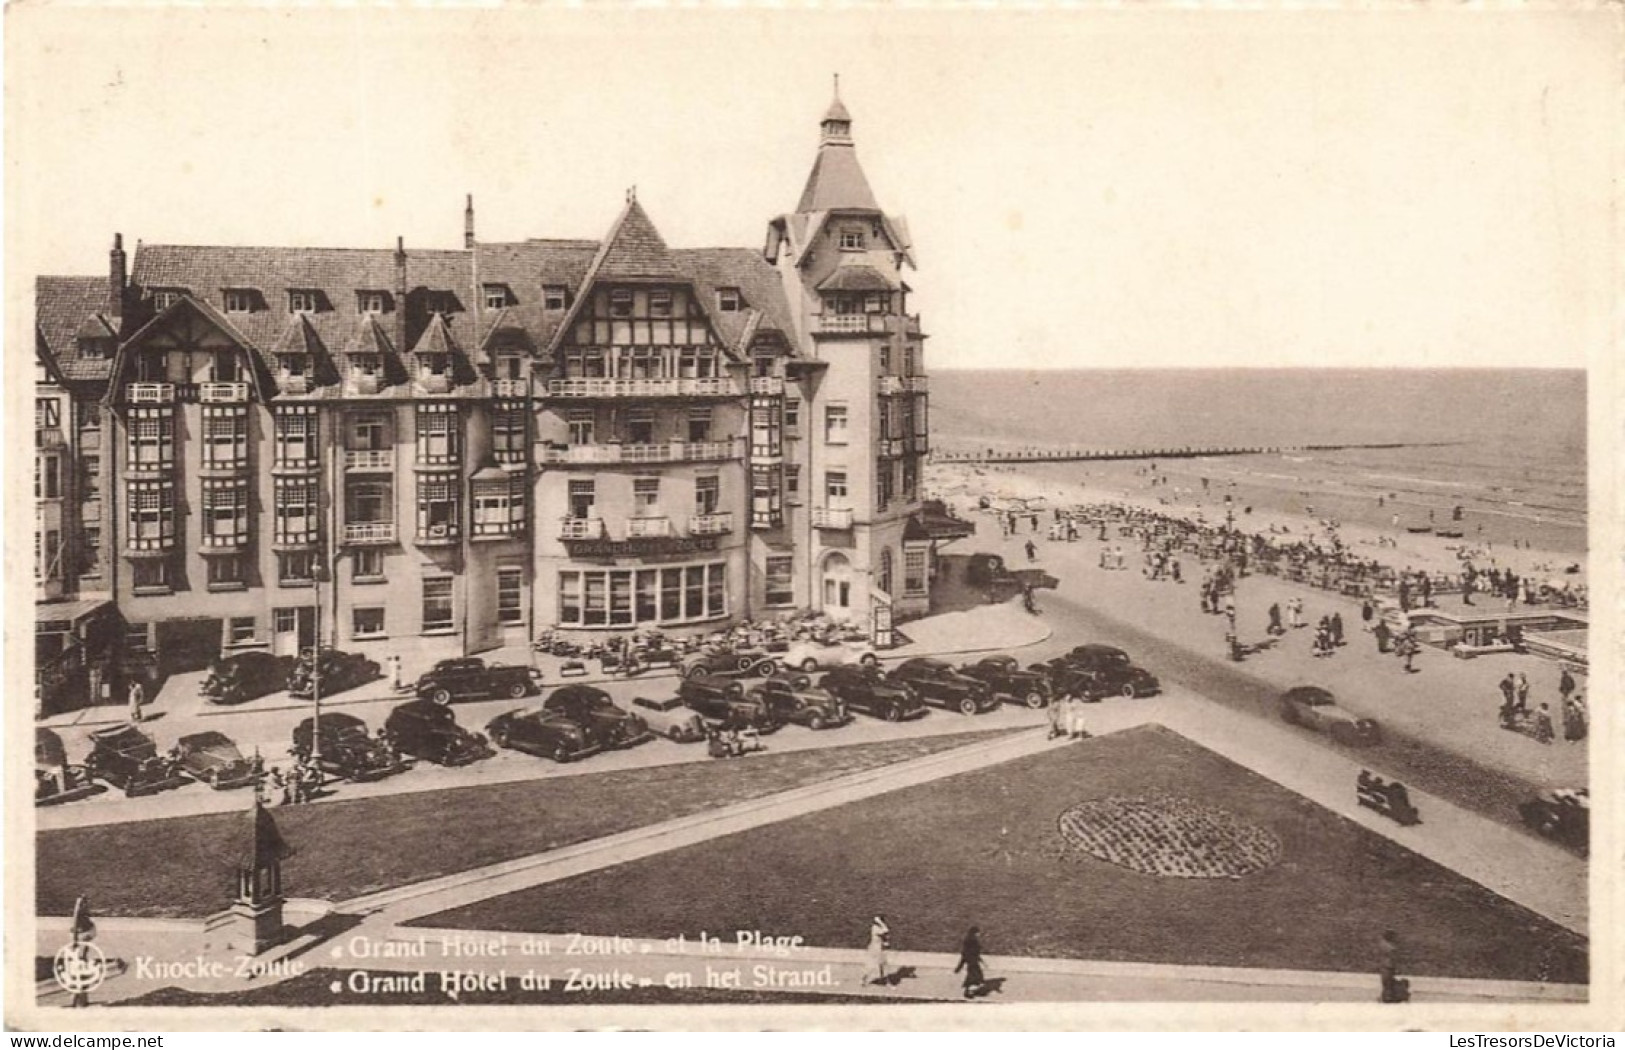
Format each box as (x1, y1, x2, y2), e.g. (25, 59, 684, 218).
(1453, 642, 1518, 659)
(1357, 770, 1421, 826)
(557, 660, 589, 679)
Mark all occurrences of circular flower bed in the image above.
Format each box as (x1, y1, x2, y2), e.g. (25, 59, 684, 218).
(1056, 793, 1282, 879)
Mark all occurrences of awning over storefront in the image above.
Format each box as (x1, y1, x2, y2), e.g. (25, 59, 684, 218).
(35, 598, 113, 633)
(906, 501, 976, 544)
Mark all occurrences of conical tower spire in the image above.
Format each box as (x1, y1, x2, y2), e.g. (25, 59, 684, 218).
(798, 80, 879, 213)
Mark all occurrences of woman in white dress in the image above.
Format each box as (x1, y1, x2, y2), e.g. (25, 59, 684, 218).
(866, 916, 891, 986)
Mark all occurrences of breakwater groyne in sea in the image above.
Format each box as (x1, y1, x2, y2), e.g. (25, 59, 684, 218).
(931, 442, 1464, 465)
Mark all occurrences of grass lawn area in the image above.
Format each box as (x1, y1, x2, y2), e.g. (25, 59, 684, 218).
(418, 725, 1586, 984)
(38, 729, 1016, 919)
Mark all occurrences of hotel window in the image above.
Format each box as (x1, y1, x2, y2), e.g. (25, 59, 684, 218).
(904, 549, 928, 596)
(346, 479, 393, 524)
(752, 465, 782, 528)
(751, 398, 781, 459)
(687, 408, 712, 443)
(826, 471, 848, 505)
(81, 527, 101, 576)
(152, 290, 182, 311)
(557, 563, 727, 628)
(492, 407, 526, 463)
(865, 292, 888, 314)
(274, 410, 317, 467)
(568, 479, 596, 520)
(38, 530, 60, 582)
(902, 457, 919, 500)
(497, 568, 524, 624)
(717, 287, 741, 312)
(422, 577, 455, 633)
(350, 353, 383, 380)
(80, 454, 101, 501)
(202, 480, 249, 547)
(765, 556, 794, 607)
(649, 290, 672, 317)
(695, 475, 719, 516)
(353, 548, 385, 581)
(127, 481, 175, 550)
(609, 289, 634, 317)
(132, 559, 169, 593)
(633, 477, 661, 517)
(354, 606, 386, 639)
(483, 285, 509, 310)
(128, 411, 174, 470)
(785, 465, 801, 500)
(350, 413, 390, 451)
(625, 408, 655, 445)
(473, 477, 524, 537)
(202, 410, 248, 468)
(904, 346, 918, 375)
(417, 475, 460, 540)
(567, 410, 595, 446)
(879, 549, 894, 596)
(78, 402, 101, 434)
(784, 399, 800, 436)
(279, 353, 310, 379)
(79, 337, 110, 360)
(223, 289, 255, 313)
(278, 551, 315, 586)
(207, 556, 245, 589)
(36, 454, 61, 499)
(824, 404, 848, 444)
(425, 292, 455, 316)
(36, 398, 60, 430)
(357, 291, 387, 315)
(229, 617, 257, 646)
(274, 477, 318, 545)
(418, 352, 451, 381)
(544, 286, 568, 311)
(288, 290, 319, 314)
(416, 408, 461, 464)
(838, 228, 865, 251)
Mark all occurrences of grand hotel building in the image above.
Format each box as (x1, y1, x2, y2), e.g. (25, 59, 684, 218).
(32, 94, 966, 694)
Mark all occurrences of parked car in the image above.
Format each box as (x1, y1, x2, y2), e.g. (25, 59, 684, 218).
(287, 648, 383, 700)
(747, 673, 851, 730)
(1049, 645, 1160, 698)
(84, 724, 190, 796)
(415, 657, 544, 705)
(680, 645, 779, 680)
(780, 639, 880, 674)
(819, 665, 929, 722)
(174, 731, 258, 789)
(1278, 686, 1382, 745)
(886, 658, 999, 715)
(292, 713, 408, 781)
(202, 651, 297, 705)
(630, 695, 709, 743)
(35, 728, 102, 806)
(959, 655, 1053, 708)
(1519, 788, 1588, 854)
(542, 685, 655, 750)
(384, 700, 493, 766)
(678, 674, 782, 732)
(485, 706, 602, 762)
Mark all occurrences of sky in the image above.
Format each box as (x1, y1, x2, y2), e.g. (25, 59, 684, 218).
(6, 7, 1619, 371)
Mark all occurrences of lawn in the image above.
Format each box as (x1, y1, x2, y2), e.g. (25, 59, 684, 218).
(417, 725, 1587, 985)
(38, 729, 1017, 919)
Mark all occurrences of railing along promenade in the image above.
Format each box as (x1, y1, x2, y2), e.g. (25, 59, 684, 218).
(931, 441, 1461, 465)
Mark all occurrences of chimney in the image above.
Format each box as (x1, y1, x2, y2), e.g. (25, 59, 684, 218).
(109, 233, 127, 320)
(464, 194, 475, 250)
(394, 236, 408, 354)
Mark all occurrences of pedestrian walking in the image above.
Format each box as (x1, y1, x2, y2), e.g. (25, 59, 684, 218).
(1046, 695, 1064, 739)
(1379, 930, 1411, 1004)
(1331, 612, 1345, 646)
(1563, 697, 1587, 742)
(388, 653, 404, 691)
(865, 916, 891, 986)
(126, 679, 145, 723)
(1267, 603, 1283, 636)
(1400, 632, 1418, 673)
(1499, 674, 1517, 712)
(1533, 703, 1554, 745)
(1361, 599, 1374, 627)
(1558, 667, 1576, 703)
(954, 926, 987, 999)
(1515, 672, 1530, 714)
(1024, 539, 1037, 562)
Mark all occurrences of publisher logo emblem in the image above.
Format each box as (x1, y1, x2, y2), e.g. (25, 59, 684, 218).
(53, 942, 106, 995)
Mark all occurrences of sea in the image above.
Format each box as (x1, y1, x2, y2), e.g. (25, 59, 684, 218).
(929, 369, 1587, 541)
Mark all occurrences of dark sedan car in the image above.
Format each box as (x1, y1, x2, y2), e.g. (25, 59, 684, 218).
(384, 700, 493, 766)
(818, 665, 929, 722)
(542, 685, 656, 750)
(287, 648, 383, 700)
(1048, 645, 1161, 699)
(886, 658, 999, 715)
(293, 713, 409, 781)
(485, 706, 601, 762)
(1519, 788, 1588, 854)
(959, 655, 1053, 709)
(679, 645, 779, 680)
(174, 731, 258, 789)
(202, 651, 297, 706)
(678, 674, 782, 733)
(416, 657, 544, 704)
(84, 725, 190, 796)
(747, 674, 851, 730)
(1278, 686, 1382, 745)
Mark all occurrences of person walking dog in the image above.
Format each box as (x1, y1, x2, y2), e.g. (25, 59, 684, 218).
(955, 926, 987, 999)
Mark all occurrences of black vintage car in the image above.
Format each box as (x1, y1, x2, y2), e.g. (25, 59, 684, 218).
(383, 700, 493, 766)
(287, 648, 383, 700)
(35, 728, 103, 806)
(1047, 645, 1161, 699)
(680, 645, 779, 680)
(747, 674, 851, 730)
(678, 674, 782, 733)
(542, 685, 655, 750)
(819, 665, 929, 722)
(416, 657, 544, 705)
(886, 658, 999, 715)
(174, 731, 258, 789)
(959, 655, 1053, 709)
(202, 651, 298, 705)
(1519, 788, 1588, 854)
(485, 706, 601, 762)
(292, 713, 408, 781)
(84, 724, 190, 796)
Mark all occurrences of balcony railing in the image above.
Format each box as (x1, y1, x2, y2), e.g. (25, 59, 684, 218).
(125, 531, 175, 554)
(35, 427, 66, 449)
(200, 452, 252, 474)
(345, 449, 395, 472)
(540, 439, 739, 466)
(626, 516, 671, 538)
(748, 376, 785, 396)
(343, 522, 397, 545)
(200, 531, 249, 552)
(545, 377, 740, 399)
(416, 522, 460, 546)
(811, 506, 854, 530)
(877, 376, 906, 396)
(472, 519, 524, 539)
(272, 532, 318, 551)
(128, 383, 175, 404)
(905, 375, 929, 393)
(879, 438, 906, 458)
(812, 314, 922, 336)
(559, 517, 605, 540)
(199, 382, 250, 403)
(493, 378, 530, 399)
(689, 512, 733, 536)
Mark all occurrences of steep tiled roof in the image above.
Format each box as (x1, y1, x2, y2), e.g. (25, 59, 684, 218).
(795, 141, 880, 213)
(675, 247, 797, 354)
(472, 239, 598, 353)
(593, 199, 681, 281)
(36, 276, 116, 382)
(817, 262, 898, 293)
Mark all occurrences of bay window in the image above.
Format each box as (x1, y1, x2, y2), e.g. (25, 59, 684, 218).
(557, 562, 728, 628)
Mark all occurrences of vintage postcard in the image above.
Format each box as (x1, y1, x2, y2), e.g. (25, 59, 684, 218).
(5, 3, 1619, 1032)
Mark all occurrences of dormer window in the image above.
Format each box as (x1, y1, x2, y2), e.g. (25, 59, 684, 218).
(717, 287, 741, 312)
(424, 291, 456, 316)
(419, 352, 450, 378)
(151, 289, 183, 311)
(288, 290, 319, 314)
(358, 291, 387, 315)
(838, 228, 865, 251)
(483, 285, 509, 310)
(609, 289, 634, 318)
(279, 353, 310, 377)
(351, 353, 382, 378)
(78, 337, 110, 361)
(649, 290, 672, 317)
(222, 288, 256, 313)
(544, 286, 568, 311)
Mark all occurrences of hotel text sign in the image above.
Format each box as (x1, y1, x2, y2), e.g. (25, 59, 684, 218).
(563, 536, 720, 560)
